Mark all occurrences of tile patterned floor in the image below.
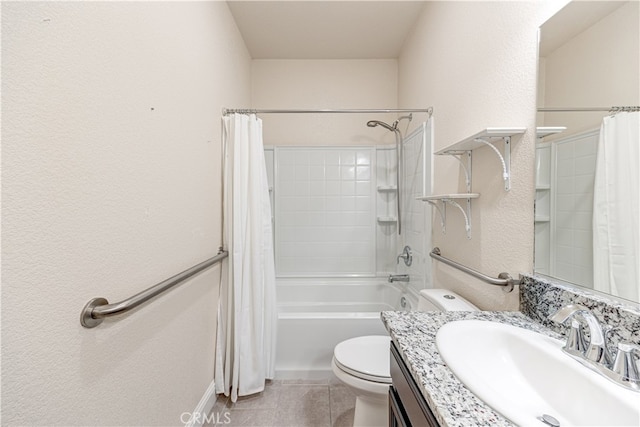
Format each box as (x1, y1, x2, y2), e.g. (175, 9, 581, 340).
(206, 379, 356, 427)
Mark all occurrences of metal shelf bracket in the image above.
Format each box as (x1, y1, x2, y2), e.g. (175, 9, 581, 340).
(424, 195, 475, 239)
(473, 136, 512, 191)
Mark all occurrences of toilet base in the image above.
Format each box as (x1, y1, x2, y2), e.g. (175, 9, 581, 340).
(353, 394, 389, 427)
(331, 358, 389, 427)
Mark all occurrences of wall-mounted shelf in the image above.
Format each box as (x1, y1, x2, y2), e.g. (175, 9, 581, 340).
(418, 193, 479, 239)
(423, 127, 525, 238)
(436, 127, 526, 191)
(377, 185, 397, 192)
(536, 126, 566, 139)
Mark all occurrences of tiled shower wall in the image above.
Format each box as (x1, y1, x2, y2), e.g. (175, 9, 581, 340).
(274, 147, 377, 276)
(264, 122, 431, 284)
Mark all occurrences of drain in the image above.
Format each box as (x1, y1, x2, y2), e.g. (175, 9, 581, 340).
(540, 414, 560, 427)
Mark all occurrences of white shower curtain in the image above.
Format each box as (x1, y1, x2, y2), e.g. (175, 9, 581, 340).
(593, 111, 640, 301)
(214, 113, 277, 402)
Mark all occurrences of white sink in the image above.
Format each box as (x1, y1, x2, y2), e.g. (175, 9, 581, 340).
(436, 320, 640, 426)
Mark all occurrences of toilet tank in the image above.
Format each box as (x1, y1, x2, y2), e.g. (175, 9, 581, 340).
(417, 289, 479, 311)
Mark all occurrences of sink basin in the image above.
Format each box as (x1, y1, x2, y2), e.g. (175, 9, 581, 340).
(436, 320, 640, 426)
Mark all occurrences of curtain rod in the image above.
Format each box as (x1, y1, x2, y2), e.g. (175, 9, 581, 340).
(222, 107, 433, 116)
(538, 106, 640, 112)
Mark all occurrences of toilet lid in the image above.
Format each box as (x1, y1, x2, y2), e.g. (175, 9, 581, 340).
(334, 335, 391, 384)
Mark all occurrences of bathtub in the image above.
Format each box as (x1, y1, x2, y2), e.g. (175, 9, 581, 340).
(275, 278, 416, 379)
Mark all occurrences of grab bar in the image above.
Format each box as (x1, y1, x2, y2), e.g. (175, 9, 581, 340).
(429, 247, 519, 292)
(81, 249, 228, 328)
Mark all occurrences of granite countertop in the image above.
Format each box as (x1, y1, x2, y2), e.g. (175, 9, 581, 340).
(381, 311, 563, 427)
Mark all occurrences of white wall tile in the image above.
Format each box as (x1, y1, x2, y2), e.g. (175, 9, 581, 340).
(340, 152, 356, 165)
(356, 166, 371, 180)
(275, 147, 375, 276)
(309, 165, 325, 180)
(279, 150, 297, 165)
(356, 181, 371, 196)
(325, 165, 340, 180)
(341, 165, 356, 180)
(357, 151, 371, 165)
(309, 181, 325, 195)
(326, 181, 341, 195)
(294, 164, 309, 180)
(309, 197, 325, 212)
(341, 181, 356, 196)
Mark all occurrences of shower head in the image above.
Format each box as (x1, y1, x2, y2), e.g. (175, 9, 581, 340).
(366, 120, 397, 132)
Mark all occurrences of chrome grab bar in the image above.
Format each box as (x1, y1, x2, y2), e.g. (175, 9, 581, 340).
(429, 247, 519, 292)
(81, 249, 229, 328)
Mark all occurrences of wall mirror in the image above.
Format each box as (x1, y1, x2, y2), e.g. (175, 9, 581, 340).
(535, 0, 639, 303)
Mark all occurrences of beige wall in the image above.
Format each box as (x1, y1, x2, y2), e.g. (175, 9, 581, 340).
(1, 2, 250, 425)
(251, 59, 401, 146)
(398, 1, 545, 310)
(540, 1, 640, 138)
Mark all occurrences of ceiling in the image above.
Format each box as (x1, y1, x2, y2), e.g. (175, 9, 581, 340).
(226, 1, 427, 59)
(539, 1, 627, 57)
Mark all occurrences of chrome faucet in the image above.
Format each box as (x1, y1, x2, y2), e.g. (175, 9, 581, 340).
(549, 304, 612, 366)
(388, 274, 410, 283)
(549, 304, 640, 392)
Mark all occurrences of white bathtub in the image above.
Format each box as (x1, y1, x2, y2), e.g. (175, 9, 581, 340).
(275, 279, 416, 379)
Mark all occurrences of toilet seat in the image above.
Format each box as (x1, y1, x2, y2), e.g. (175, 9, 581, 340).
(333, 335, 391, 384)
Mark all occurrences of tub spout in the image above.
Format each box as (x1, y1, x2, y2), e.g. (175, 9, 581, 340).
(388, 274, 410, 283)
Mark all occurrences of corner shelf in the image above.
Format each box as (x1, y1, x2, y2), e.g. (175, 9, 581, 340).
(377, 185, 397, 192)
(377, 216, 398, 223)
(418, 193, 480, 239)
(435, 127, 526, 191)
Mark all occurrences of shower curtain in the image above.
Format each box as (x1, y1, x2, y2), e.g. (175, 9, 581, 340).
(593, 111, 639, 301)
(214, 113, 277, 402)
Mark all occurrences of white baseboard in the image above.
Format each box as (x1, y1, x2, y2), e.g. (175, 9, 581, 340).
(185, 380, 217, 427)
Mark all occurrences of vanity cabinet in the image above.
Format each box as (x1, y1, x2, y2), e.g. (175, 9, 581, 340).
(389, 341, 440, 427)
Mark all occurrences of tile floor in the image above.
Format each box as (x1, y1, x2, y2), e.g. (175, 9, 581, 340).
(206, 379, 356, 427)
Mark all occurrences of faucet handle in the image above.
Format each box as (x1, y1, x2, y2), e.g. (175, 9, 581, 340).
(563, 319, 587, 357)
(397, 246, 412, 266)
(601, 325, 616, 367)
(611, 342, 640, 383)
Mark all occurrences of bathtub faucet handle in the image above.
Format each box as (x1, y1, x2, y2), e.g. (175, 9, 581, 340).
(397, 246, 412, 266)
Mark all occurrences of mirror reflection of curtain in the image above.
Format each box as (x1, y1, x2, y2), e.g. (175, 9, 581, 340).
(593, 112, 640, 301)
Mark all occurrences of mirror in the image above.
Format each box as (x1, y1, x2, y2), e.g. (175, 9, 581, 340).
(535, 1, 639, 303)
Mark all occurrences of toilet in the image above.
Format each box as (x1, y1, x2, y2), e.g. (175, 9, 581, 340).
(331, 289, 479, 427)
